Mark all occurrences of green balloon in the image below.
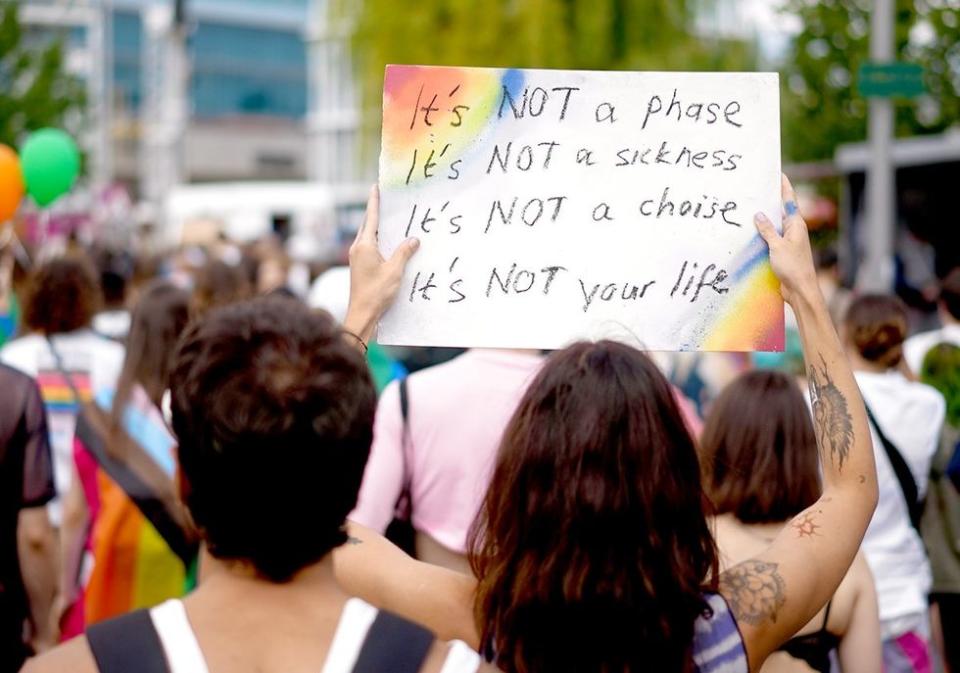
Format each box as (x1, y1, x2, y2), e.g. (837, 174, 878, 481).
(20, 128, 80, 207)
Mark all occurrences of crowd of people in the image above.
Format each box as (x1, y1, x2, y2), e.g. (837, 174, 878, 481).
(0, 176, 957, 673)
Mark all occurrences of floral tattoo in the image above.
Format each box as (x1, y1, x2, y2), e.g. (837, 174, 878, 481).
(720, 560, 787, 626)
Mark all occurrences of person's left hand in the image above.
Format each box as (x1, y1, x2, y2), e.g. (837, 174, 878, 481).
(344, 185, 420, 343)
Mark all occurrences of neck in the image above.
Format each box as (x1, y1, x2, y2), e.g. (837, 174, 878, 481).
(198, 549, 344, 600)
(846, 349, 889, 374)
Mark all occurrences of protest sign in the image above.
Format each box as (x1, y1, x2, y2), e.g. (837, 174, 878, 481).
(377, 65, 784, 351)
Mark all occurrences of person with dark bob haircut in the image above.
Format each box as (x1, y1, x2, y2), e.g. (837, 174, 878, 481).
(702, 370, 881, 673)
(21, 187, 494, 673)
(336, 175, 881, 673)
(842, 294, 945, 670)
(1, 257, 124, 530)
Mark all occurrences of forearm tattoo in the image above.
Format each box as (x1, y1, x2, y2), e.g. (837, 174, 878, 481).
(807, 354, 854, 471)
(719, 560, 787, 626)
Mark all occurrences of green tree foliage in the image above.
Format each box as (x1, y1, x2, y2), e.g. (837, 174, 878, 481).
(0, 2, 85, 149)
(781, 0, 960, 162)
(342, 0, 756, 137)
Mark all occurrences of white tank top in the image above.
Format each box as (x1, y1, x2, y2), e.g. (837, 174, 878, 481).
(148, 598, 481, 673)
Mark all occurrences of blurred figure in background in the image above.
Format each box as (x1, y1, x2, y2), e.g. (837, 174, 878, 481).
(0, 258, 124, 528)
(91, 249, 133, 342)
(191, 258, 252, 316)
(350, 347, 544, 572)
(843, 294, 944, 672)
(58, 282, 195, 638)
(0, 364, 57, 672)
(701, 370, 881, 673)
(905, 268, 960, 374)
(918, 343, 960, 673)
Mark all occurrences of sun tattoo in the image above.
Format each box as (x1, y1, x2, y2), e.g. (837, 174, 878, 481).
(719, 560, 787, 626)
(808, 354, 854, 471)
(791, 513, 821, 538)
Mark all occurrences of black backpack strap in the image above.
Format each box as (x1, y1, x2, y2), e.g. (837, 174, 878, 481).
(87, 609, 169, 673)
(396, 377, 412, 518)
(865, 404, 924, 533)
(351, 610, 434, 673)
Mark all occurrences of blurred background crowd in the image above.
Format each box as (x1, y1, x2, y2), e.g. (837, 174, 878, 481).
(1, 1, 960, 672)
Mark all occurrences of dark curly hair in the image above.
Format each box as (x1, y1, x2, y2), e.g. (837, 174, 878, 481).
(23, 257, 102, 334)
(169, 296, 376, 582)
(468, 341, 718, 673)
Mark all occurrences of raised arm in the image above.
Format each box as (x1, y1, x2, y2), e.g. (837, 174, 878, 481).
(720, 175, 879, 671)
(334, 523, 480, 647)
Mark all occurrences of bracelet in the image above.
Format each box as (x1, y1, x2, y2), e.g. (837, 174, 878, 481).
(343, 329, 368, 354)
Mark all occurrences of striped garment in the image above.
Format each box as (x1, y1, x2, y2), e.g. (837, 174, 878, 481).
(69, 385, 190, 634)
(692, 593, 749, 673)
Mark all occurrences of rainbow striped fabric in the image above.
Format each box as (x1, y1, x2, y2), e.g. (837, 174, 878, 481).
(74, 385, 192, 628)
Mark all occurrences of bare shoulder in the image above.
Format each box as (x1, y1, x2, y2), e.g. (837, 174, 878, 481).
(21, 636, 99, 673)
(420, 639, 496, 673)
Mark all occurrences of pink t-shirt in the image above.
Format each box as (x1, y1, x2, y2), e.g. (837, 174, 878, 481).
(350, 349, 544, 553)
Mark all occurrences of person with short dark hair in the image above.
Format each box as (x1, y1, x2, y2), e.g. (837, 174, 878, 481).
(905, 268, 960, 372)
(1, 257, 124, 528)
(702, 370, 881, 673)
(21, 188, 492, 673)
(0, 364, 57, 672)
(843, 294, 945, 670)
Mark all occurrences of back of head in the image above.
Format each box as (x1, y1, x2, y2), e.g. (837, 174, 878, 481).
(111, 281, 191, 424)
(920, 343, 960, 428)
(844, 294, 908, 369)
(192, 259, 252, 315)
(469, 340, 716, 673)
(170, 297, 375, 582)
(24, 256, 102, 335)
(700, 370, 820, 524)
(940, 268, 960, 323)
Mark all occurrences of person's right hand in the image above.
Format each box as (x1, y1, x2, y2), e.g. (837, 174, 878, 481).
(344, 185, 420, 343)
(754, 174, 820, 309)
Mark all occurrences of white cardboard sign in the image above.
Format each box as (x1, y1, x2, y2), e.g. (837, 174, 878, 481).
(377, 65, 784, 351)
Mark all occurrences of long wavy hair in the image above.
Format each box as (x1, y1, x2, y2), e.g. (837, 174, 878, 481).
(468, 341, 718, 673)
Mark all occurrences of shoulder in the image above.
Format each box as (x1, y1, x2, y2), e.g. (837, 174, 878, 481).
(21, 636, 99, 673)
(0, 335, 41, 372)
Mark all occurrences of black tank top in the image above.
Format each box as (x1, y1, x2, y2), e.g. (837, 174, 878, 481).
(776, 600, 841, 673)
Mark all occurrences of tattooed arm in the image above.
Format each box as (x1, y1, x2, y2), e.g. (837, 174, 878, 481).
(720, 175, 878, 672)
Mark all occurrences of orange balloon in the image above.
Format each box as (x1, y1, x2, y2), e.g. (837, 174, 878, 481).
(0, 144, 25, 222)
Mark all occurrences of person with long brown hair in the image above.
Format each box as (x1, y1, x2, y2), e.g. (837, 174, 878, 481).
(701, 370, 881, 673)
(335, 175, 881, 673)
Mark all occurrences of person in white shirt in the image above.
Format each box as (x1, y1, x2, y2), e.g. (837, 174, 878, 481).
(0, 257, 125, 527)
(843, 294, 945, 672)
(904, 268, 960, 374)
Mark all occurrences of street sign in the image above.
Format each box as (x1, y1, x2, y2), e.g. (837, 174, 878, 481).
(858, 62, 925, 98)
